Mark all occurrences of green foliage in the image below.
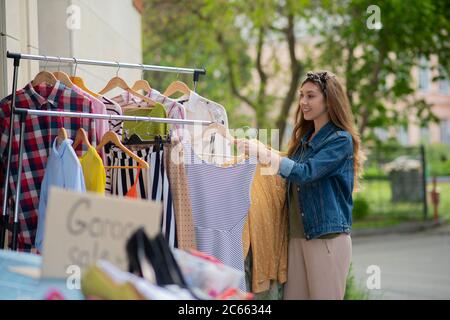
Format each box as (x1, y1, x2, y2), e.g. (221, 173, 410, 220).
(363, 165, 386, 179)
(142, 0, 450, 143)
(344, 264, 369, 300)
(353, 196, 370, 220)
(317, 0, 450, 139)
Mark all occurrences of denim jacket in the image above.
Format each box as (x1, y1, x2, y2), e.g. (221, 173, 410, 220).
(278, 121, 354, 240)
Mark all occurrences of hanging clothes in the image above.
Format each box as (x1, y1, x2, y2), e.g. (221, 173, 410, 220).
(107, 146, 149, 198)
(242, 165, 288, 294)
(102, 96, 123, 192)
(125, 168, 141, 199)
(106, 145, 176, 248)
(35, 138, 86, 252)
(102, 96, 123, 137)
(122, 103, 169, 141)
(0, 81, 95, 251)
(116, 90, 187, 140)
(183, 144, 256, 291)
(164, 141, 196, 250)
(79, 145, 106, 194)
(72, 85, 108, 145)
(147, 147, 176, 248)
(178, 90, 231, 164)
(146, 88, 186, 140)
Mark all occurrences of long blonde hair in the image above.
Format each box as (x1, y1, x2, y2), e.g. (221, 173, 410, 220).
(287, 71, 364, 192)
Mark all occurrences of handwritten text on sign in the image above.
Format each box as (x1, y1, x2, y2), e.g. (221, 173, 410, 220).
(42, 187, 161, 278)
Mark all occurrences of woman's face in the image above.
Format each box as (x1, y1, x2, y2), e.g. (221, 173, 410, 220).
(299, 81, 327, 121)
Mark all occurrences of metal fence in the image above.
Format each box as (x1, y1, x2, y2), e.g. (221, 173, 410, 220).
(356, 144, 428, 223)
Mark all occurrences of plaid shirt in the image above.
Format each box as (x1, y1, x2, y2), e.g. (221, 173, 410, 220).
(0, 81, 96, 251)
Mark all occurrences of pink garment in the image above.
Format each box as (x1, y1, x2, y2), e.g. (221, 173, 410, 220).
(72, 85, 108, 144)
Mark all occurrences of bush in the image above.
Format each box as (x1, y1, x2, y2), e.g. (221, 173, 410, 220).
(344, 264, 369, 300)
(353, 196, 370, 220)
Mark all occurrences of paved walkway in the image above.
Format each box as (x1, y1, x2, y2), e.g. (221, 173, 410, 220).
(351, 223, 450, 299)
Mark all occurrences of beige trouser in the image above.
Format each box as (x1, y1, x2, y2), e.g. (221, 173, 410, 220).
(283, 233, 352, 300)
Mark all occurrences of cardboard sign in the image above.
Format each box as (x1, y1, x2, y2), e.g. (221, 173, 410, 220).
(41, 187, 162, 279)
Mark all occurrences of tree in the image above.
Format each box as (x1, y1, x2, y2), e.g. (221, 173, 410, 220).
(142, 0, 313, 143)
(142, 0, 450, 146)
(317, 0, 450, 140)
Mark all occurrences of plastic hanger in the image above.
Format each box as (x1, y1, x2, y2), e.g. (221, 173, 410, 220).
(163, 80, 190, 98)
(32, 55, 57, 87)
(96, 131, 149, 169)
(53, 56, 74, 88)
(131, 64, 152, 94)
(69, 57, 101, 98)
(72, 128, 92, 150)
(98, 62, 156, 107)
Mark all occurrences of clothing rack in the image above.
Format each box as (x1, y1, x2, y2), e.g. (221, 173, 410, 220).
(1, 51, 209, 250)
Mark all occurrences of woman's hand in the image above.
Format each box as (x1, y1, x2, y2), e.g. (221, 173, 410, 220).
(234, 138, 282, 174)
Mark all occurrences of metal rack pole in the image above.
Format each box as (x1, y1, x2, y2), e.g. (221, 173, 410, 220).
(19, 108, 213, 126)
(0, 56, 20, 249)
(6, 51, 206, 80)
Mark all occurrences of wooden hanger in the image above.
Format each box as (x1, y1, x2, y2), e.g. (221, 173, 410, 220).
(69, 57, 101, 98)
(163, 80, 190, 98)
(201, 122, 236, 143)
(197, 122, 249, 166)
(54, 71, 74, 88)
(71, 76, 101, 98)
(98, 62, 156, 107)
(131, 79, 152, 94)
(72, 128, 91, 150)
(56, 127, 68, 147)
(53, 56, 74, 88)
(131, 65, 152, 94)
(96, 131, 149, 169)
(32, 71, 58, 87)
(31, 55, 58, 87)
(98, 77, 157, 107)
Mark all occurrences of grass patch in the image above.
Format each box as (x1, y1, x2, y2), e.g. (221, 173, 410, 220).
(353, 180, 450, 229)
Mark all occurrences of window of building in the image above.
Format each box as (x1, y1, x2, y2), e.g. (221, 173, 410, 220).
(418, 56, 430, 91)
(440, 120, 450, 145)
(397, 125, 409, 145)
(438, 66, 449, 94)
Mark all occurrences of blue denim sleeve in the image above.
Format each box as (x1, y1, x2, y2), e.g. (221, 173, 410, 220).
(279, 157, 296, 177)
(278, 132, 353, 184)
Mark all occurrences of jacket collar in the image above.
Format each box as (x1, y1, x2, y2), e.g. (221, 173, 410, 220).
(301, 121, 338, 150)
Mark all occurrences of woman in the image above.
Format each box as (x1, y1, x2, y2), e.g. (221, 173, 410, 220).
(236, 71, 363, 300)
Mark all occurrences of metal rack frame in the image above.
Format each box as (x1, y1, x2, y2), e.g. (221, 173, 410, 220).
(1, 51, 208, 250)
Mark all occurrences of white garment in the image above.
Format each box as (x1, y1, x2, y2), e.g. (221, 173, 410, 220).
(180, 91, 231, 164)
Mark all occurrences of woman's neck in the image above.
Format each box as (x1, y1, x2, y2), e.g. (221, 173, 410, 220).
(309, 114, 330, 141)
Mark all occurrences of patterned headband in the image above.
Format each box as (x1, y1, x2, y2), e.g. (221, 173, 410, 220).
(304, 71, 333, 96)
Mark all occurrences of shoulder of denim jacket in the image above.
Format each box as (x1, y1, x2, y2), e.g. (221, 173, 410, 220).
(335, 130, 353, 155)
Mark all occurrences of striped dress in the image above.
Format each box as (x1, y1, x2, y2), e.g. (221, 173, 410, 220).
(106, 145, 176, 248)
(183, 145, 256, 291)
